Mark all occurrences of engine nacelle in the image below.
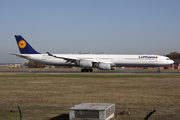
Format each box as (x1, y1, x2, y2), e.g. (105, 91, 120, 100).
(111, 67, 117, 70)
(79, 60, 92, 67)
(99, 63, 111, 70)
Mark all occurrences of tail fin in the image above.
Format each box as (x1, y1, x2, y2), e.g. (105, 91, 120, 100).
(15, 35, 40, 54)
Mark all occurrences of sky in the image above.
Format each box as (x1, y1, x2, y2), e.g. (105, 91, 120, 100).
(0, 0, 180, 63)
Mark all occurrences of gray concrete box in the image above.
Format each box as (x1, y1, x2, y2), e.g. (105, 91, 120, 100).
(69, 103, 115, 120)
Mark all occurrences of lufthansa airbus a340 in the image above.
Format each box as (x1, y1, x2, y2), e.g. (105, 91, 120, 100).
(9, 35, 174, 72)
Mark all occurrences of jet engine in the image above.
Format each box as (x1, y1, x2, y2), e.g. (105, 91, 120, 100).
(99, 63, 111, 70)
(78, 60, 92, 67)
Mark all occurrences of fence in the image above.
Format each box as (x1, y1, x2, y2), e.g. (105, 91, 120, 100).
(1, 106, 180, 120)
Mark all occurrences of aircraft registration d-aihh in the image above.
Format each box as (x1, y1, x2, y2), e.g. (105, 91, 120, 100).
(9, 35, 174, 72)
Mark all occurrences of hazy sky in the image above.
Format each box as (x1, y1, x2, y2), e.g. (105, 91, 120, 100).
(0, 0, 180, 63)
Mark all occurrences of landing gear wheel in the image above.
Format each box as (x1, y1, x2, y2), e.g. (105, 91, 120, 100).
(90, 69, 93, 72)
(81, 68, 93, 72)
(157, 68, 160, 73)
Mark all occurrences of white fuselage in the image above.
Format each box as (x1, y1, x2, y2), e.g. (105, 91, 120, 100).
(24, 54, 174, 67)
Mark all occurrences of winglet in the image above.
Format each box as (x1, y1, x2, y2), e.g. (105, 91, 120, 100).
(47, 52, 53, 56)
(15, 35, 40, 54)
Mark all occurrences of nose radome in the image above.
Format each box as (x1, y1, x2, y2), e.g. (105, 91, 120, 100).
(170, 60, 174, 64)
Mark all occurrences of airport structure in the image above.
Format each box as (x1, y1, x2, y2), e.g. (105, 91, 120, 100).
(172, 59, 180, 69)
(69, 103, 115, 120)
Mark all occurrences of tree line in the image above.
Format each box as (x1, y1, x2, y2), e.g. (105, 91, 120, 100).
(24, 61, 72, 68)
(166, 52, 180, 59)
(24, 61, 45, 68)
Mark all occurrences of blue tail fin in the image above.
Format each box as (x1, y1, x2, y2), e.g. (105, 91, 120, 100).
(15, 35, 40, 54)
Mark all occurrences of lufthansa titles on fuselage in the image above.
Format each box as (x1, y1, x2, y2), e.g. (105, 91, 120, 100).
(139, 56, 158, 59)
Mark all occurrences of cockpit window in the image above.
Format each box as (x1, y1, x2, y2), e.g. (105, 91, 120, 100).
(166, 58, 170, 60)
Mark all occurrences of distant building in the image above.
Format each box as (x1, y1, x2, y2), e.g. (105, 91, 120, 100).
(172, 59, 180, 69)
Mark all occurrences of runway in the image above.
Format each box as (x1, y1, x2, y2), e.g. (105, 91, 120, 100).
(0, 68, 180, 74)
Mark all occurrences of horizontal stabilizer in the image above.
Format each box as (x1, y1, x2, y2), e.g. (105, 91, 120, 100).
(8, 53, 30, 59)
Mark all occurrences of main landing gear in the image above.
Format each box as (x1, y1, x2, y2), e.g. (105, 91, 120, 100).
(157, 68, 160, 73)
(81, 68, 93, 72)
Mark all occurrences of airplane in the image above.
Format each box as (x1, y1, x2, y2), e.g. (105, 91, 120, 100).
(9, 35, 174, 73)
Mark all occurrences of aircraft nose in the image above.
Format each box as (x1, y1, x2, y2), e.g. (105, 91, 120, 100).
(170, 60, 174, 64)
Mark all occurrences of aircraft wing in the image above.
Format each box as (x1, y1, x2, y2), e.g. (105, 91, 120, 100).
(8, 53, 30, 59)
(47, 52, 114, 65)
(47, 52, 79, 63)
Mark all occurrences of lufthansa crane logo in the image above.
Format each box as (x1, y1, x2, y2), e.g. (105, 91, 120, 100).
(18, 40, 26, 49)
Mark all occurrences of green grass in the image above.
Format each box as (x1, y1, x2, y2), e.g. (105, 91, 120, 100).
(0, 74, 180, 120)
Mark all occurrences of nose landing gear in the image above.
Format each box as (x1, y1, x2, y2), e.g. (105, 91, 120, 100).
(81, 68, 93, 72)
(157, 68, 160, 73)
